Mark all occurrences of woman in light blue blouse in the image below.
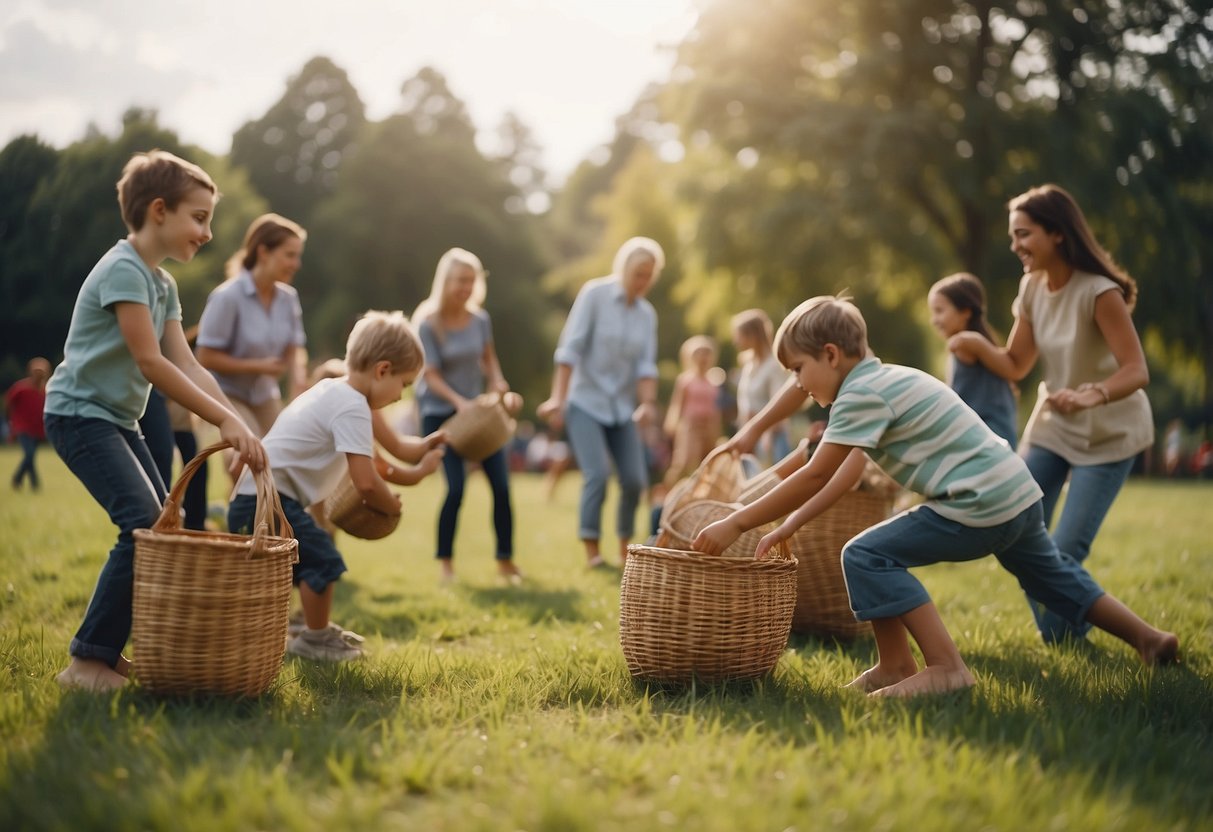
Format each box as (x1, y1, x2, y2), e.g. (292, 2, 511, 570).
(196, 213, 308, 478)
(413, 248, 523, 584)
(538, 238, 664, 569)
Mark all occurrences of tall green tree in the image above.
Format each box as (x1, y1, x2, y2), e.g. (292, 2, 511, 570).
(0, 135, 60, 380)
(665, 0, 1212, 412)
(230, 56, 366, 227)
(1, 109, 265, 374)
(304, 68, 553, 407)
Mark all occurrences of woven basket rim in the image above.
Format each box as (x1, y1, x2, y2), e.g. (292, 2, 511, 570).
(627, 544, 796, 571)
(133, 526, 297, 556)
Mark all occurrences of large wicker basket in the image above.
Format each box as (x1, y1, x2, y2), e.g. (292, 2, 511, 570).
(325, 473, 400, 540)
(739, 472, 889, 639)
(440, 393, 516, 462)
(619, 542, 797, 684)
(132, 443, 298, 696)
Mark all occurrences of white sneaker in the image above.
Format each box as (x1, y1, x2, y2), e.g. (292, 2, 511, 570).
(287, 613, 365, 644)
(287, 627, 365, 662)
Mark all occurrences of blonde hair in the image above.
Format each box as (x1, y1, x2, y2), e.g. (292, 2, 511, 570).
(611, 237, 665, 279)
(225, 213, 307, 279)
(775, 295, 868, 366)
(116, 149, 217, 232)
(345, 311, 425, 374)
(411, 248, 488, 334)
(731, 308, 774, 348)
(679, 335, 718, 370)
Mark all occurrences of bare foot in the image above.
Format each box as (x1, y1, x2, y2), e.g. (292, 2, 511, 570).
(844, 663, 918, 693)
(497, 562, 524, 585)
(115, 655, 133, 678)
(868, 665, 976, 698)
(1139, 630, 1180, 665)
(57, 658, 127, 692)
(439, 561, 456, 585)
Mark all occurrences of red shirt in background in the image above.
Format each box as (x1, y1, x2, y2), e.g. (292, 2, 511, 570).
(5, 378, 47, 440)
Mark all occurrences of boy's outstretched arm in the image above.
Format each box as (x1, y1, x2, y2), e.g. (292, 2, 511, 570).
(693, 442, 857, 555)
(754, 448, 867, 558)
(375, 448, 444, 486)
(371, 410, 446, 464)
(708, 376, 807, 461)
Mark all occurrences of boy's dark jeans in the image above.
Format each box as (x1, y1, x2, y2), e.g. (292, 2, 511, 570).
(45, 414, 166, 667)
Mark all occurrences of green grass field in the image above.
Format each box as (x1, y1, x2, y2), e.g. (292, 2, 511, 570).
(1, 446, 1211, 831)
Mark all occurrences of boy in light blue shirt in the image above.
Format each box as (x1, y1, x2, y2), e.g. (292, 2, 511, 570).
(695, 295, 1178, 697)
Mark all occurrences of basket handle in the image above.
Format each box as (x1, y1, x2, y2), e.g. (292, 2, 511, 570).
(152, 441, 293, 556)
(687, 449, 741, 500)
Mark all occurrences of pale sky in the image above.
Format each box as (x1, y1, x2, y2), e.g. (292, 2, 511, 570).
(0, 0, 700, 182)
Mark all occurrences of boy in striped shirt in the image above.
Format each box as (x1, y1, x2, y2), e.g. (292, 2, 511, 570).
(694, 295, 1178, 697)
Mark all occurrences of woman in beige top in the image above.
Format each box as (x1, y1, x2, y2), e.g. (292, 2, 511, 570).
(949, 184, 1152, 645)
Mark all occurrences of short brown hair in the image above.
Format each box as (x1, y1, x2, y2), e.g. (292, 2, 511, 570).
(345, 311, 425, 374)
(226, 213, 308, 279)
(775, 295, 868, 365)
(731, 308, 774, 346)
(116, 149, 217, 232)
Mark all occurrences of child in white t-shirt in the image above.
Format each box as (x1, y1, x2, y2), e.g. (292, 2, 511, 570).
(228, 311, 442, 661)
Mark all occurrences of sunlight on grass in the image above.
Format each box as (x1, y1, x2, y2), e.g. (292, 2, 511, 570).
(1, 448, 1210, 830)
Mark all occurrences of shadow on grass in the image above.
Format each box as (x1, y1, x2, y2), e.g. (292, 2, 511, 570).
(621, 636, 1213, 821)
(464, 583, 587, 624)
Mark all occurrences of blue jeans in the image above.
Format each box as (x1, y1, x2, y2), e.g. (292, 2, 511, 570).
(228, 493, 346, 593)
(842, 502, 1104, 626)
(422, 413, 514, 560)
(138, 388, 175, 489)
(12, 432, 41, 489)
(45, 414, 167, 667)
(564, 402, 648, 541)
(1023, 445, 1135, 643)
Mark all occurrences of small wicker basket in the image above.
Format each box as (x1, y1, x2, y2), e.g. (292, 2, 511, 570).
(440, 393, 516, 462)
(132, 442, 298, 696)
(619, 542, 797, 684)
(325, 473, 400, 540)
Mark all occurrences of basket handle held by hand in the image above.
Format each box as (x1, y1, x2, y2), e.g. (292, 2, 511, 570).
(151, 441, 294, 557)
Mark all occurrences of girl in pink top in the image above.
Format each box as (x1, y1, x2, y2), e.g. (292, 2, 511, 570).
(663, 336, 723, 489)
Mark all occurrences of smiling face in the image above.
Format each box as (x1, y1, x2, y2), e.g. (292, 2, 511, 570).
(927, 289, 971, 339)
(157, 186, 215, 263)
(259, 234, 304, 284)
(442, 262, 478, 311)
(1008, 210, 1064, 275)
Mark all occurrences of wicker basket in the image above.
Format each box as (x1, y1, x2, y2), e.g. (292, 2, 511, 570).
(325, 473, 400, 540)
(619, 542, 797, 684)
(737, 463, 894, 638)
(132, 443, 298, 696)
(440, 393, 516, 462)
(787, 491, 892, 639)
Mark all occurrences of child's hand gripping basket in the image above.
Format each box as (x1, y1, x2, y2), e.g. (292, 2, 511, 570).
(440, 393, 516, 462)
(620, 537, 796, 684)
(325, 473, 400, 540)
(739, 464, 894, 639)
(132, 443, 298, 696)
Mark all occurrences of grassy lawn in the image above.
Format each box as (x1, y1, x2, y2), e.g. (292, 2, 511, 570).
(1, 446, 1210, 831)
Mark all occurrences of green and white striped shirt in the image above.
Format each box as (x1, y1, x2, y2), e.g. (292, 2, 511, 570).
(823, 357, 1042, 527)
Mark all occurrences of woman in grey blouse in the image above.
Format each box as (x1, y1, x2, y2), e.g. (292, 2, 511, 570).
(538, 238, 663, 569)
(196, 213, 308, 475)
(413, 248, 523, 584)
